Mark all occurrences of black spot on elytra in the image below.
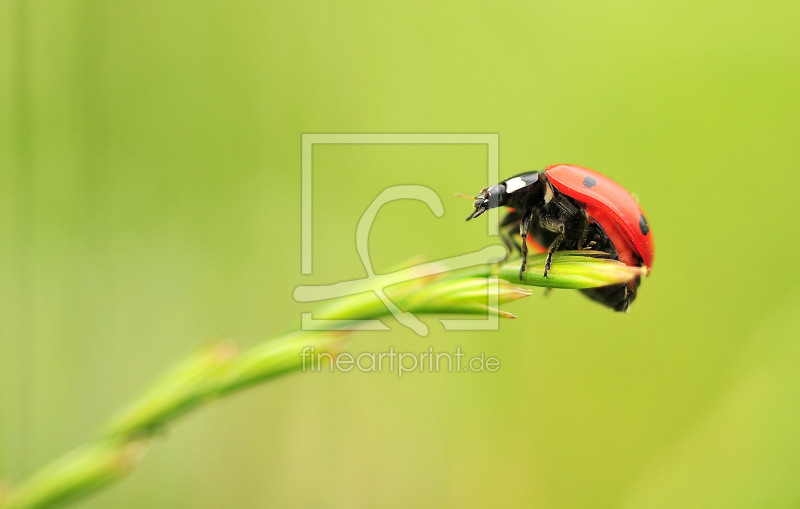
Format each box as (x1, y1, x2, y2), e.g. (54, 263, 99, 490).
(639, 214, 649, 235)
(583, 176, 597, 188)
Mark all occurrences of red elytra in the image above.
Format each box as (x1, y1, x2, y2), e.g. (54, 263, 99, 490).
(544, 164, 654, 271)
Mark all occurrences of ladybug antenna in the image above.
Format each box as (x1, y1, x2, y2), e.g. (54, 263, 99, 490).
(454, 192, 475, 201)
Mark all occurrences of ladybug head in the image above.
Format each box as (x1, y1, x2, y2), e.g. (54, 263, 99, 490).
(466, 184, 506, 220)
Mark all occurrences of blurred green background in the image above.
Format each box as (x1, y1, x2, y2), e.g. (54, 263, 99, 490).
(2, 1, 800, 507)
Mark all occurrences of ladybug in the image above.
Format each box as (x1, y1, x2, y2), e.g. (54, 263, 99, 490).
(466, 164, 654, 311)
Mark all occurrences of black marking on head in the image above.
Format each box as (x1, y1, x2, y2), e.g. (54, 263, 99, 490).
(583, 176, 597, 188)
(639, 214, 649, 235)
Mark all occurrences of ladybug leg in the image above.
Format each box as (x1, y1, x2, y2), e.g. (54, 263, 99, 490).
(544, 226, 565, 278)
(518, 210, 534, 279)
(500, 210, 523, 255)
(501, 227, 519, 256)
(539, 216, 566, 278)
(576, 209, 592, 250)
